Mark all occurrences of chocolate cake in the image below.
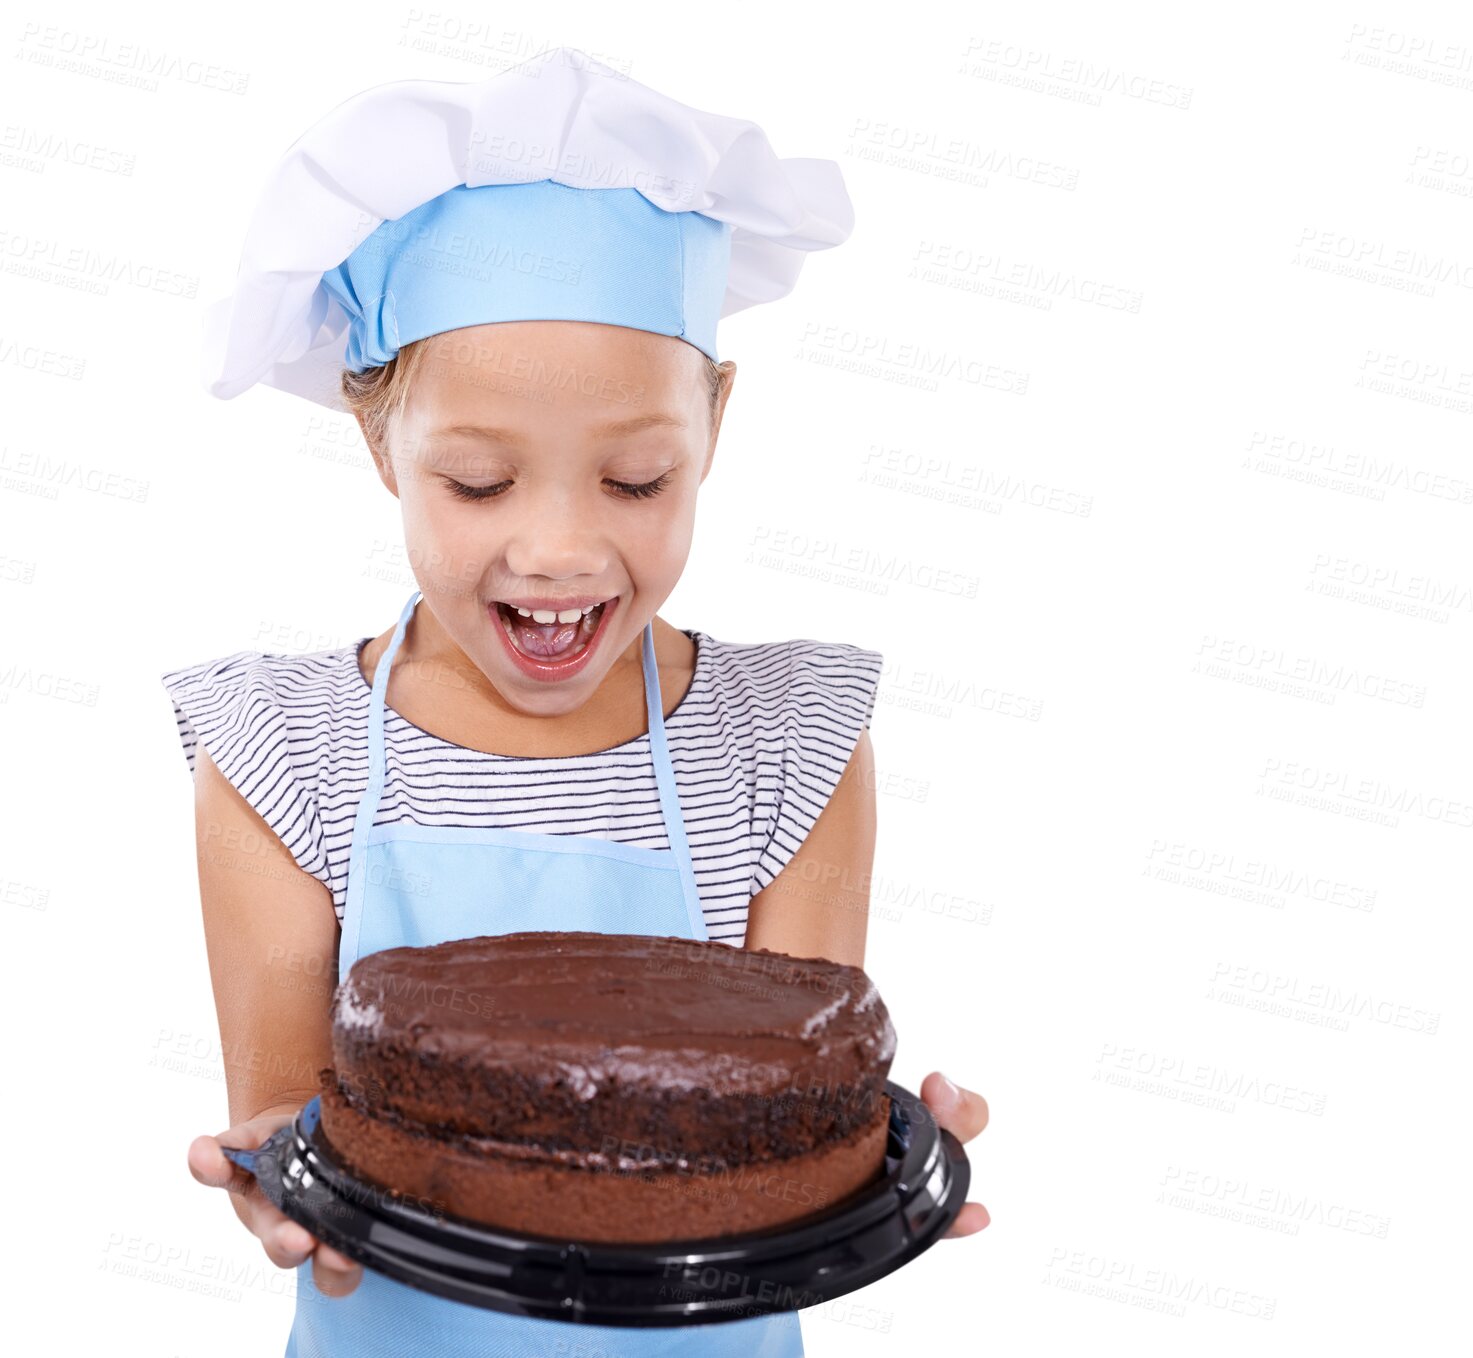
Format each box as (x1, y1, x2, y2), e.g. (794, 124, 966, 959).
(317, 931, 897, 1242)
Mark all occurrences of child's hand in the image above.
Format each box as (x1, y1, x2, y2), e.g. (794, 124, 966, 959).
(187, 1109, 364, 1297)
(920, 1071, 991, 1238)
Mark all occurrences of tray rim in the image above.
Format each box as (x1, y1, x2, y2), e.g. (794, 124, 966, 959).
(241, 1076, 969, 1325)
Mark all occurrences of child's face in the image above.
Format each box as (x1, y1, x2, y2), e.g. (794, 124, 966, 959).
(373, 320, 733, 715)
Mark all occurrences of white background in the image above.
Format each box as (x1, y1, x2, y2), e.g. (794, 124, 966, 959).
(3, 1, 1469, 1353)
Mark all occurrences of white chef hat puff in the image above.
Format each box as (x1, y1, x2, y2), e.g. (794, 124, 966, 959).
(200, 46, 856, 413)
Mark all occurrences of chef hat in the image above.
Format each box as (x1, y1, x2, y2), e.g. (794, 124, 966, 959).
(200, 46, 855, 412)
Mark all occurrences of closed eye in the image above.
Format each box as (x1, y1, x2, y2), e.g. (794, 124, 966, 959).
(442, 471, 675, 502)
(605, 470, 675, 500)
(443, 478, 512, 502)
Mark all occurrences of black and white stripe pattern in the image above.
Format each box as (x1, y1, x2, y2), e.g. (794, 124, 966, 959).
(161, 630, 882, 947)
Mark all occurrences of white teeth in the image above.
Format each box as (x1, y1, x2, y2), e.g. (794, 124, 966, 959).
(508, 601, 607, 624)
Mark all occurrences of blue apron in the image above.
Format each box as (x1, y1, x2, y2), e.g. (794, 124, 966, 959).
(285, 587, 804, 1357)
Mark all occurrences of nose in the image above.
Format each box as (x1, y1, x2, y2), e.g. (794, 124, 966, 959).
(499, 484, 611, 584)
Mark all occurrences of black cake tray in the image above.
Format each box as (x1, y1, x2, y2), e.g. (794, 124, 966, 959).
(222, 1078, 970, 1327)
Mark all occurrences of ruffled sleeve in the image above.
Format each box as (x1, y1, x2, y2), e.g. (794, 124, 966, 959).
(750, 639, 883, 896)
(160, 652, 331, 891)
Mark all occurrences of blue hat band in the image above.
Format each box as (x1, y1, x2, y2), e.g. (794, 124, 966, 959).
(321, 181, 731, 371)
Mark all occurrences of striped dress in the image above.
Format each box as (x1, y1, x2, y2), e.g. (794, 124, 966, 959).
(160, 627, 883, 947)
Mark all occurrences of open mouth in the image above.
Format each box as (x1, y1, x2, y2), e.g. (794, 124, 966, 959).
(492, 597, 615, 664)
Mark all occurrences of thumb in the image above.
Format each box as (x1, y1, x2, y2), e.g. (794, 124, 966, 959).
(921, 1071, 989, 1144)
(188, 1134, 240, 1190)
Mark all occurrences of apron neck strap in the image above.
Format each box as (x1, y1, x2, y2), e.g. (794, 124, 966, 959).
(641, 618, 702, 929)
(351, 588, 421, 860)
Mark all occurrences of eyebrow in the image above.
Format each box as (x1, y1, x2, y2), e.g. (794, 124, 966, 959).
(427, 413, 687, 444)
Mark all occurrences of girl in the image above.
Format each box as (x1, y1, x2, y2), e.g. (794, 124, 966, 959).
(164, 49, 989, 1357)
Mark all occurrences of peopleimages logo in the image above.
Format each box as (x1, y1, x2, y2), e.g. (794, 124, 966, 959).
(1258, 757, 1473, 828)
(1043, 1246, 1276, 1320)
(1207, 962, 1440, 1035)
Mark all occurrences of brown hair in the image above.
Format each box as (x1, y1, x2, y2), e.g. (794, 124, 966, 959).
(341, 336, 725, 454)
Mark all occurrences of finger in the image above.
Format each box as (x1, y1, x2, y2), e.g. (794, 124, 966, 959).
(260, 1215, 318, 1271)
(943, 1202, 991, 1239)
(187, 1134, 243, 1190)
(241, 1196, 294, 1238)
(921, 1071, 989, 1143)
(312, 1245, 364, 1298)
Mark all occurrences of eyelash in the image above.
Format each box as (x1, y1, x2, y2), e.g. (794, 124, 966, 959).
(444, 471, 675, 503)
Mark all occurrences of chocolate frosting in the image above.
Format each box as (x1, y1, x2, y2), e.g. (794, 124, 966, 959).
(328, 931, 897, 1163)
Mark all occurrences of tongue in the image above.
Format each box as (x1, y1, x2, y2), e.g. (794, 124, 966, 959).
(504, 603, 601, 660)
